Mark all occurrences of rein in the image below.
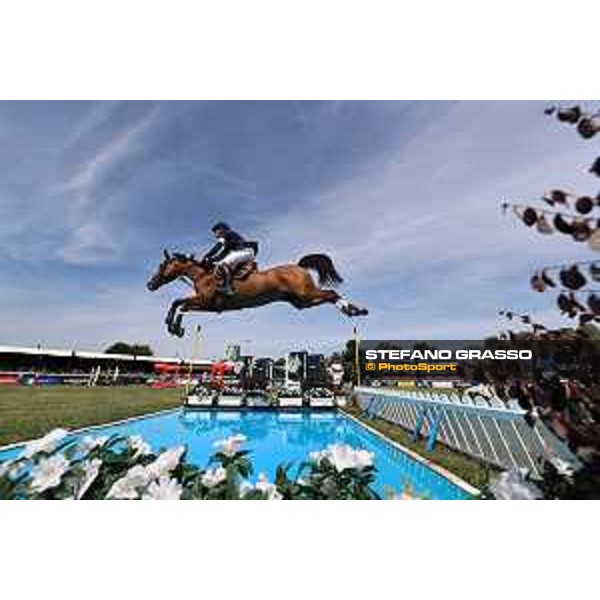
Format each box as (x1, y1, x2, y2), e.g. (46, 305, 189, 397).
(178, 276, 194, 288)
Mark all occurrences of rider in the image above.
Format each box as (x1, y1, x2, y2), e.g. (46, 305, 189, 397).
(201, 222, 256, 295)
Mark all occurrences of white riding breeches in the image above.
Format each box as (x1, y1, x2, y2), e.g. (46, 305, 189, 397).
(216, 248, 255, 268)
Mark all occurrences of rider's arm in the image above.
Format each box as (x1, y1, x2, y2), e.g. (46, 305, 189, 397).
(202, 238, 227, 263)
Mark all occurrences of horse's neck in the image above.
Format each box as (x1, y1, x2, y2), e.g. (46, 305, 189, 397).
(183, 263, 211, 292)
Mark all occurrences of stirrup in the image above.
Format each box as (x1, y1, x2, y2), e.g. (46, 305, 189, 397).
(219, 285, 235, 296)
(216, 280, 235, 295)
(215, 264, 234, 295)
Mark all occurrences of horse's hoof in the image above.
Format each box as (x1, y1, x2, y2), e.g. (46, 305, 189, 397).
(167, 322, 180, 337)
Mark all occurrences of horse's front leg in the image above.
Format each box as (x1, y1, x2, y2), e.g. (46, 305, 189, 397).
(168, 296, 205, 338)
(165, 303, 177, 327)
(165, 298, 188, 336)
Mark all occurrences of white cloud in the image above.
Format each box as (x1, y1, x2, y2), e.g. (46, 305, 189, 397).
(61, 101, 122, 150)
(56, 105, 161, 264)
(60, 105, 159, 201)
(58, 222, 120, 265)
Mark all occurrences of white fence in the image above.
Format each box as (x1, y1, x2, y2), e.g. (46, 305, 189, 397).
(354, 387, 577, 477)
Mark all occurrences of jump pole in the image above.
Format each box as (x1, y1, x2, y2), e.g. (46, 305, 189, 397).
(353, 325, 361, 387)
(186, 325, 201, 395)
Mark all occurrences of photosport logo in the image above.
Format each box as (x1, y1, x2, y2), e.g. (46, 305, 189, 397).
(358, 339, 600, 381)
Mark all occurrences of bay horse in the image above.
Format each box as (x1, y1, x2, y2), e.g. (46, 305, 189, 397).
(147, 250, 368, 337)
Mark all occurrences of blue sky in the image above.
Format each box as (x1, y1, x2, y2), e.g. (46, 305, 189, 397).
(0, 101, 596, 359)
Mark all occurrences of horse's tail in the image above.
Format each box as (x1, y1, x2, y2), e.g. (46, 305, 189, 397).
(298, 253, 344, 288)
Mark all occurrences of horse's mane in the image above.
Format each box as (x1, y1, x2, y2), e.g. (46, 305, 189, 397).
(172, 252, 203, 266)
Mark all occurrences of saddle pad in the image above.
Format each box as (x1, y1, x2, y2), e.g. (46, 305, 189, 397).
(234, 261, 257, 281)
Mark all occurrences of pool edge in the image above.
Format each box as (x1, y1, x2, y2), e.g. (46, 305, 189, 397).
(341, 410, 481, 497)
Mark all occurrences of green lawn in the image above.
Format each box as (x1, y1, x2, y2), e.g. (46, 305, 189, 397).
(0, 385, 182, 447)
(344, 406, 494, 489)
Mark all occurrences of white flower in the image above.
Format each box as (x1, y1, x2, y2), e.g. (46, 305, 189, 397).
(106, 445, 184, 499)
(107, 465, 151, 500)
(213, 434, 246, 456)
(80, 436, 108, 452)
(146, 446, 185, 478)
(311, 444, 374, 472)
(255, 473, 282, 500)
(489, 469, 543, 500)
(240, 474, 283, 500)
(30, 454, 70, 493)
(75, 459, 102, 499)
(128, 435, 152, 457)
(21, 428, 69, 459)
(201, 467, 227, 488)
(142, 476, 182, 500)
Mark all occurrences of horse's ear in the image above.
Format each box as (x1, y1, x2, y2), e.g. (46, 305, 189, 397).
(163, 249, 170, 260)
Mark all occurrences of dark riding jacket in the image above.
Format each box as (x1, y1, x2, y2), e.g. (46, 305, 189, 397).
(203, 229, 256, 264)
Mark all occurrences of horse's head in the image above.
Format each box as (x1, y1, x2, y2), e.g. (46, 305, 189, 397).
(146, 249, 204, 291)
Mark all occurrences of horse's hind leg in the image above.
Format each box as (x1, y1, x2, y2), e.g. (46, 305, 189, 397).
(289, 289, 368, 317)
(287, 289, 338, 310)
(325, 291, 369, 317)
(333, 296, 369, 317)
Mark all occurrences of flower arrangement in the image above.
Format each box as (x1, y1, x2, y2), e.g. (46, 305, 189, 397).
(0, 429, 380, 500)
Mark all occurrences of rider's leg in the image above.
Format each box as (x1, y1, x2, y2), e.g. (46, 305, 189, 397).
(215, 262, 233, 295)
(216, 249, 255, 294)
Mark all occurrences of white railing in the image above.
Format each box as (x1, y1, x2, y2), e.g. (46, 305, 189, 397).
(354, 387, 578, 477)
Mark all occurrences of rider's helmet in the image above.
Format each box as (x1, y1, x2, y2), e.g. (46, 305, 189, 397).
(211, 221, 230, 233)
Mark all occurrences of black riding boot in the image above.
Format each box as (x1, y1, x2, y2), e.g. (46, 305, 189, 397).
(216, 264, 234, 295)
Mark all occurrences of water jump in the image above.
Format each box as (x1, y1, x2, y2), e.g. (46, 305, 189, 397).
(146, 222, 368, 337)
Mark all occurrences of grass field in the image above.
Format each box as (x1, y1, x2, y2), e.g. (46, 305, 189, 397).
(0, 385, 181, 447)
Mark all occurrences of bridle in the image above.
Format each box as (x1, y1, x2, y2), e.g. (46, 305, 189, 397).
(149, 250, 214, 291)
(178, 275, 194, 288)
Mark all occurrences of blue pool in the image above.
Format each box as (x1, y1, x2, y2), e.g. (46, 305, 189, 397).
(0, 410, 473, 499)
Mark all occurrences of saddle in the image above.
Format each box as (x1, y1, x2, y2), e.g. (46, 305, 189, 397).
(233, 261, 257, 281)
(233, 240, 259, 281)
